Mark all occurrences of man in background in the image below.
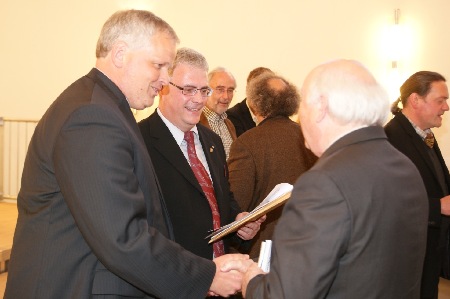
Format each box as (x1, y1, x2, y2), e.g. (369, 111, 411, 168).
(385, 71, 450, 299)
(139, 48, 263, 263)
(200, 67, 238, 159)
(227, 67, 273, 136)
(242, 59, 429, 298)
(228, 72, 316, 258)
(5, 10, 250, 299)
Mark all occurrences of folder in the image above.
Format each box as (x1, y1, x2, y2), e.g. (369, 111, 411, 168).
(206, 183, 293, 244)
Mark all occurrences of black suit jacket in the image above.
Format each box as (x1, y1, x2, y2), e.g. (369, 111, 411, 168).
(138, 112, 245, 259)
(227, 99, 256, 137)
(385, 112, 450, 298)
(5, 69, 215, 299)
(385, 112, 450, 226)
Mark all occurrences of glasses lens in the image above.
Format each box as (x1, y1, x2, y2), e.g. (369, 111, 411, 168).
(227, 89, 235, 94)
(200, 88, 212, 97)
(183, 87, 197, 96)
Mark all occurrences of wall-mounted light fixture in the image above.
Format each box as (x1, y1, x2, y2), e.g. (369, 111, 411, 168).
(390, 9, 401, 69)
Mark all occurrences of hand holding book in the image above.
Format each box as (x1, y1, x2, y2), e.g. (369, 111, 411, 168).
(206, 183, 293, 244)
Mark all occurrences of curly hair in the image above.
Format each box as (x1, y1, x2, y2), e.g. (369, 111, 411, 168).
(246, 73, 300, 118)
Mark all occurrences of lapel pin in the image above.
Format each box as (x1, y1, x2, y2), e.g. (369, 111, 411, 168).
(210, 145, 215, 153)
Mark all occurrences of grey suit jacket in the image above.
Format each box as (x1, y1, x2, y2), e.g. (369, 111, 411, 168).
(138, 112, 247, 259)
(246, 126, 428, 299)
(5, 68, 215, 299)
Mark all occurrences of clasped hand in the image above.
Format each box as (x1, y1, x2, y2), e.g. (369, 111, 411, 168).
(208, 253, 266, 298)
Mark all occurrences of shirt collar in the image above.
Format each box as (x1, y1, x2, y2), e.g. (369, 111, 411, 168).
(402, 112, 432, 139)
(203, 106, 227, 121)
(157, 108, 199, 145)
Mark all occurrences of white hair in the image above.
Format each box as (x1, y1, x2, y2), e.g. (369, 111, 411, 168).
(305, 60, 389, 126)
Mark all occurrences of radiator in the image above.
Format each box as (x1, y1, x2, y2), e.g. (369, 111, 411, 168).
(0, 117, 39, 201)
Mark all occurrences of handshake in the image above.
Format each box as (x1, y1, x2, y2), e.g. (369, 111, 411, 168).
(208, 253, 266, 298)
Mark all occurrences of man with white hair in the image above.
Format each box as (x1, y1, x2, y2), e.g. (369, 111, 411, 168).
(200, 67, 238, 159)
(241, 59, 429, 298)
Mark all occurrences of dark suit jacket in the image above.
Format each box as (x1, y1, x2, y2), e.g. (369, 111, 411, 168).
(227, 99, 256, 137)
(228, 116, 317, 258)
(246, 126, 428, 298)
(385, 112, 450, 298)
(138, 112, 246, 259)
(5, 69, 215, 299)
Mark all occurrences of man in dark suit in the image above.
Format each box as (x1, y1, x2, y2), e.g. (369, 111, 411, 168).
(242, 60, 429, 298)
(139, 47, 263, 261)
(227, 67, 273, 137)
(385, 71, 450, 299)
(5, 11, 250, 299)
(228, 72, 317, 259)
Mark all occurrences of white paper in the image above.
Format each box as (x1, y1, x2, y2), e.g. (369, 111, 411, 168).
(258, 240, 272, 272)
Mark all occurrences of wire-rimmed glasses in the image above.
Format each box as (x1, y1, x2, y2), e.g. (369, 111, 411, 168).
(169, 82, 212, 97)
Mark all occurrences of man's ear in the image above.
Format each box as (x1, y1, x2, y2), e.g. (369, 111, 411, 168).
(111, 41, 128, 68)
(408, 93, 421, 108)
(316, 95, 328, 123)
(160, 85, 170, 96)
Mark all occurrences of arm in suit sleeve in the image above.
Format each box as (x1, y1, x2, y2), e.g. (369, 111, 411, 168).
(246, 170, 350, 298)
(54, 105, 215, 298)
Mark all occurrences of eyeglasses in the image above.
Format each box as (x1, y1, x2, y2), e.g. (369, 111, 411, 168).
(169, 82, 212, 97)
(214, 87, 236, 95)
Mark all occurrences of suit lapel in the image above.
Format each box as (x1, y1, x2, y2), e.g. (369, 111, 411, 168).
(397, 114, 443, 185)
(148, 113, 205, 194)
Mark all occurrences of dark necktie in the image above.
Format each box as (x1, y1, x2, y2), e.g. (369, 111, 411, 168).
(425, 132, 435, 148)
(184, 131, 225, 258)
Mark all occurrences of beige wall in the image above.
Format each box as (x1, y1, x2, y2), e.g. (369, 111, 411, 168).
(1, 0, 449, 160)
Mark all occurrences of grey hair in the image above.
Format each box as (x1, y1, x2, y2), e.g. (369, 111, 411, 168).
(169, 47, 208, 76)
(96, 10, 179, 58)
(208, 67, 236, 84)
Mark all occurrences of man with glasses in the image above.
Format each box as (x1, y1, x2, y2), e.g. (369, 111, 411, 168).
(199, 67, 238, 159)
(138, 48, 263, 267)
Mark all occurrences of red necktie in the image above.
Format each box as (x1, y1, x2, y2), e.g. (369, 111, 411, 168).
(184, 131, 225, 258)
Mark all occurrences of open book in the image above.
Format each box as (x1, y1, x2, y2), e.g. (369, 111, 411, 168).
(206, 183, 293, 244)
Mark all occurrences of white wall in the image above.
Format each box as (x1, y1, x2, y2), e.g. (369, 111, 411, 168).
(1, 0, 449, 160)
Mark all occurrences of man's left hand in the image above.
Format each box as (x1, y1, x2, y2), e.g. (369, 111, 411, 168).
(235, 212, 266, 240)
